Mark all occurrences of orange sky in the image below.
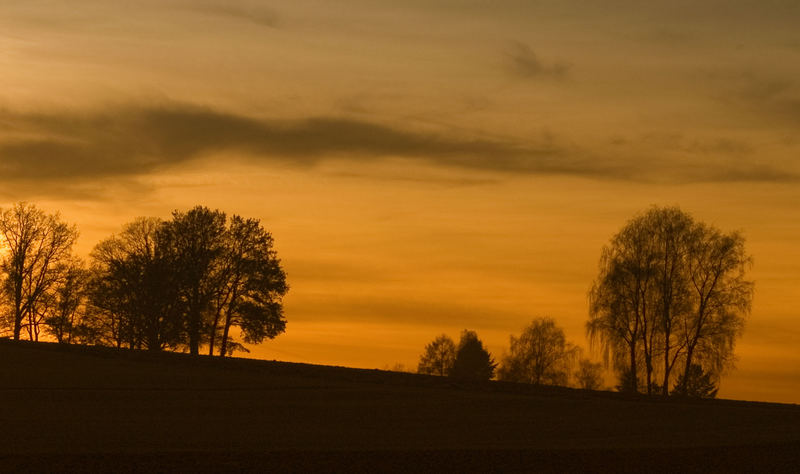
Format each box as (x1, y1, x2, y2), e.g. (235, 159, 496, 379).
(1, 1, 799, 403)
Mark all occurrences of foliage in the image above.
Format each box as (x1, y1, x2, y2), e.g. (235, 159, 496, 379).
(417, 334, 456, 376)
(497, 317, 577, 386)
(83, 207, 287, 356)
(575, 359, 604, 390)
(450, 330, 496, 381)
(673, 364, 718, 398)
(588, 206, 752, 396)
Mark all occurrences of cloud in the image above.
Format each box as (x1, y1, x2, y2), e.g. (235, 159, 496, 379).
(194, 3, 280, 28)
(504, 41, 570, 80)
(0, 102, 574, 180)
(709, 70, 800, 126)
(0, 101, 796, 200)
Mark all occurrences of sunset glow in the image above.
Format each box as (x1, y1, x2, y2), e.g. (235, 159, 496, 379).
(2, 1, 799, 403)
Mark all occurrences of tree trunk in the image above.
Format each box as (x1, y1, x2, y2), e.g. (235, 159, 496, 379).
(629, 342, 638, 393)
(681, 344, 696, 394)
(220, 316, 232, 358)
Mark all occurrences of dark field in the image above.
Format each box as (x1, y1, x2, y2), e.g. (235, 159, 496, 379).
(0, 340, 798, 472)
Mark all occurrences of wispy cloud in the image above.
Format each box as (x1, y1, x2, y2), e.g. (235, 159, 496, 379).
(194, 2, 280, 28)
(504, 41, 570, 80)
(0, 101, 796, 200)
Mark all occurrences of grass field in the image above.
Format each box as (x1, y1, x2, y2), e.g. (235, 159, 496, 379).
(0, 339, 798, 472)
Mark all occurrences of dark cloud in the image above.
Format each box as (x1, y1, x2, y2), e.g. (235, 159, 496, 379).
(505, 41, 570, 80)
(0, 103, 576, 180)
(0, 102, 796, 200)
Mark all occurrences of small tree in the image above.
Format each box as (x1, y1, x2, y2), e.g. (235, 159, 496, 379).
(42, 259, 88, 344)
(417, 334, 456, 376)
(673, 364, 718, 398)
(574, 359, 604, 390)
(450, 330, 496, 381)
(497, 318, 577, 386)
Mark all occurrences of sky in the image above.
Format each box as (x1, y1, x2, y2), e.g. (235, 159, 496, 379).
(1, 0, 799, 403)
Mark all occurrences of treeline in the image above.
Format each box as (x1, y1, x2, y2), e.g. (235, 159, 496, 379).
(0, 202, 288, 357)
(417, 319, 603, 391)
(418, 206, 753, 399)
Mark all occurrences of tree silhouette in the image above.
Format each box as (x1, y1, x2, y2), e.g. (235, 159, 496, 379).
(673, 363, 718, 398)
(0, 203, 78, 341)
(89, 217, 183, 350)
(207, 215, 288, 357)
(450, 330, 496, 381)
(575, 359, 604, 391)
(417, 334, 456, 376)
(159, 207, 227, 356)
(497, 317, 577, 386)
(84, 208, 288, 356)
(42, 259, 88, 344)
(588, 206, 752, 396)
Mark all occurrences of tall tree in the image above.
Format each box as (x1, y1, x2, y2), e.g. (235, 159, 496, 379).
(417, 334, 456, 376)
(498, 317, 577, 386)
(588, 206, 752, 396)
(677, 224, 751, 393)
(450, 330, 496, 381)
(0, 203, 78, 340)
(209, 215, 288, 357)
(160, 207, 227, 355)
(588, 214, 656, 393)
(89, 217, 183, 351)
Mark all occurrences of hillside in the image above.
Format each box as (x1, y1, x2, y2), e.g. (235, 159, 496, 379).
(0, 339, 798, 472)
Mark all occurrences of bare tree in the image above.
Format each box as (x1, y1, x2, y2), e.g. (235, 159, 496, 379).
(575, 359, 604, 390)
(498, 317, 577, 386)
(417, 334, 456, 376)
(677, 224, 752, 394)
(42, 258, 88, 344)
(588, 206, 752, 396)
(588, 215, 656, 393)
(0, 203, 78, 341)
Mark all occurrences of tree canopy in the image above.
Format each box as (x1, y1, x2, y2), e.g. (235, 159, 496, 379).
(587, 206, 752, 396)
(417, 334, 456, 376)
(450, 330, 496, 381)
(497, 317, 577, 386)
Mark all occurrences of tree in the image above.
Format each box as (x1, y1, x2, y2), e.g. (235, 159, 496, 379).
(673, 364, 718, 398)
(497, 317, 577, 386)
(588, 206, 752, 396)
(575, 359, 604, 390)
(159, 207, 227, 355)
(42, 258, 89, 344)
(677, 224, 751, 395)
(208, 215, 288, 357)
(0, 203, 78, 340)
(450, 330, 496, 381)
(417, 334, 456, 376)
(88, 217, 183, 350)
(86, 209, 289, 356)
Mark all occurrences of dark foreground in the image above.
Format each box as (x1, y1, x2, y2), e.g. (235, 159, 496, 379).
(0, 340, 798, 472)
